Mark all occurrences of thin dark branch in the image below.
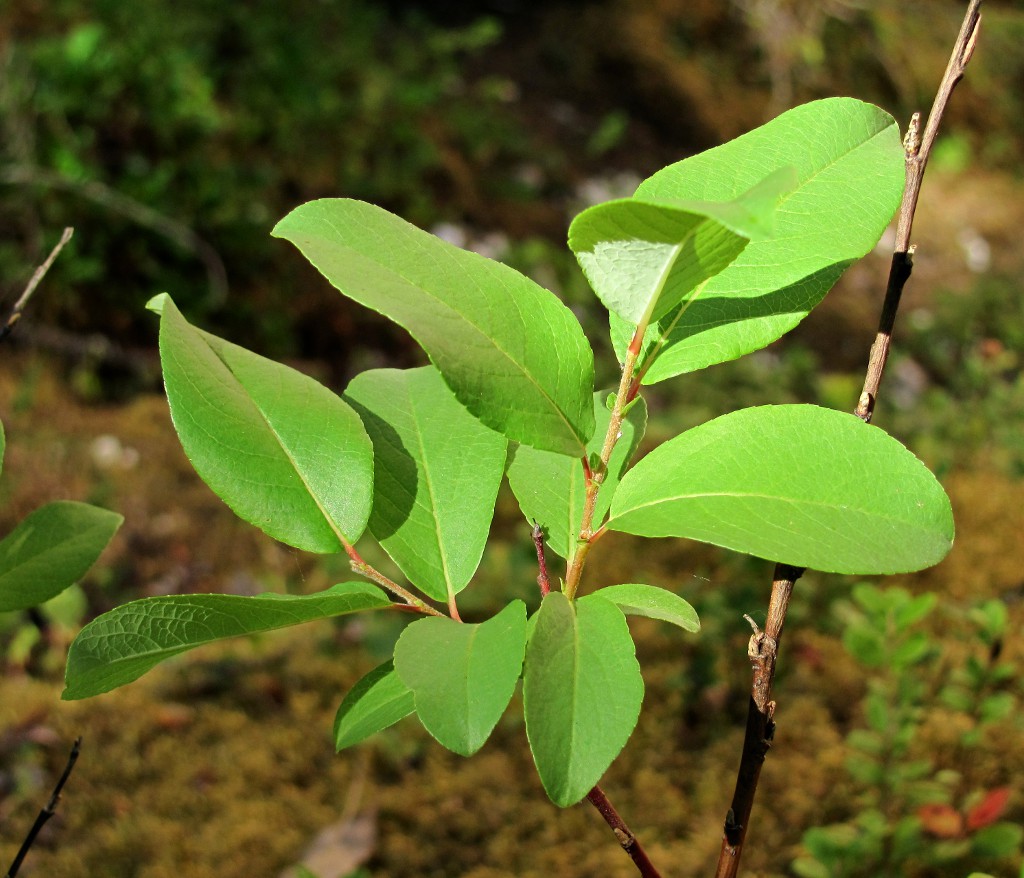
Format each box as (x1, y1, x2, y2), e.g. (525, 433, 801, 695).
(857, 0, 983, 422)
(1, 166, 228, 306)
(586, 785, 663, 878)
(714, 4, 983, 875)
(5, 737, 82, 878)
(714, 565, 802, 878)
(0, 227, 73, 344)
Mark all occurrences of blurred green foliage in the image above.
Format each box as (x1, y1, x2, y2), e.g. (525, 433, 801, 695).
(792, 584, 1022, 878)
(890, 276, 1024, 476)
(1, 1, 524, 355)
(3, 0, 1023, 376)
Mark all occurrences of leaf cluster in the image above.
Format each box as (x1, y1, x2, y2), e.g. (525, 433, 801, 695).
(64, 99, 954, 815)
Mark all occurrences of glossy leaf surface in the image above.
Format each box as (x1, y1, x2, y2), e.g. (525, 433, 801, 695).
(151, 294, 373, 552)
(346, 367, 506, 603)
(507, 394, 646, 560)
(570, 168, 794, 326)
(394, 600, 527, 756)
(0, 501, 122, 613)
(608, 405, 954, 574)
(273, 200, 595, 455)
(63, 582, 390, 699)
(613, 98, 904, 381)
(589, 583, 700, 633)
(334, 660, 415, 750)
(523, 592, 643, 807)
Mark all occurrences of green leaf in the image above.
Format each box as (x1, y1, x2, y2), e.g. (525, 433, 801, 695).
(607, 405, 953, 574)
(590, 583, 699, 633)
(345, 367, 506, 604)
(790, 858, 831, 878)
(614, 98, 905, 381)
(523, 592, 643, 807)
(570, 167, 794, 326)
(63, 581, 390, 699)
(979, 692, 1015, 724)
(273, 200, 595, 455)
(152, 294, 373, 552)
(0, 501, 122, 613)
(393, 600, 527, 756)
(894, 592, 938, 629)
(843, 627, 886, 668)
(507, 394, 646, 560)
(970, 823, 1024, 857)
(334, 660, 415, 750)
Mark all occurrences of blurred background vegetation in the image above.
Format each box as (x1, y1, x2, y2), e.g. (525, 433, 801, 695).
(1, 1, 1022, 876)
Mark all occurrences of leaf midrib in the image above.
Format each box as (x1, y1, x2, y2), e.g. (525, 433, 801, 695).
(612, 489, 945, 532)
(408, 387, 456, 602)
(316, 213, 586, 452)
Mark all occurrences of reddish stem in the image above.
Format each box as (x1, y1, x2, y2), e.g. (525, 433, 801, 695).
(586, 785, 663, 878)
(532, 522, 551, 597)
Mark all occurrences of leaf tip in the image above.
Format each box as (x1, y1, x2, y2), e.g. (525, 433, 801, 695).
(146, 293, 171, 316)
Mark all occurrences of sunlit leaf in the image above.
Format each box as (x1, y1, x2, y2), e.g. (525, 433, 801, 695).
(588, 583, 699, 633)
(612, 98, 905, 381)
(0, 501, 122, 613)
(570, 168, 793, 326)
(334, 660, 415, 750)
(346, 367, 506, 603)
(608, 405, 953, 574)
(394, 600, 527, 756)
(149, 294, 373, 552)
(273, 200, 595, 455)
(63, 582, 390, 699)
(523, 592, 643, 806)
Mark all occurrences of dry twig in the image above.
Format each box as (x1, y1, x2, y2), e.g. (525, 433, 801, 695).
(0, 227, 74, 343)
(5, 738, 82, 878)
(714, 4, 983, 875)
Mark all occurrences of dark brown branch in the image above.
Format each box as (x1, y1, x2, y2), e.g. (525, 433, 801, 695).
(857, 0, 982, 423)
(5, 737, 82, 878)
(1, 166, 228, 306)
(714, 4, 983, 875)
(715, 565, 802, 877)
(586, 785, 663, 878)
(0, 227, 73, 343)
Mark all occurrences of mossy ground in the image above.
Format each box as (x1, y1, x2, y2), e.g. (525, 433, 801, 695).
(0, 349, 1020, 877)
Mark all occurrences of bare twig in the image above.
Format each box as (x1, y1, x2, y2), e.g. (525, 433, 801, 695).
(1, 166, 228, 306)
(0, 227, 73, 343)
(5, 737, 82, 878)
(857, 0, 982, 422)
(714, 565, 802, 878)
(714, 4, 982, 875)
(586, 785, 663, 878)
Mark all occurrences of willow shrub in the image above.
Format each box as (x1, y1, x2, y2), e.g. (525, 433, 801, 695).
(63, 98, 953, 816)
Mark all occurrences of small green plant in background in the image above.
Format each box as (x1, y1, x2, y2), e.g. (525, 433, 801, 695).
(792, 585, 1022, 878)
(60, 98, 956, 867)
(0, 232, 123, 643)
(1, 230, 123, 878)
(0, 425, 121, 621)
